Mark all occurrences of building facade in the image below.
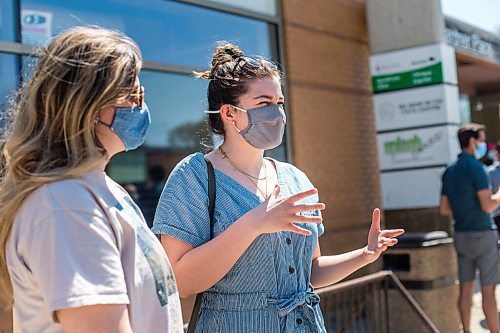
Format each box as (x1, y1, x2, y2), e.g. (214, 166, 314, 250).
(1, 0, 499, 331)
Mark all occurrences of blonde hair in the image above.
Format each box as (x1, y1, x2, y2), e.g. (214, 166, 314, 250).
(0, 26, 142, 301)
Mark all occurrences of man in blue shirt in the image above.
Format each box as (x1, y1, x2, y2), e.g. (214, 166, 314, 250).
(440, 123, 500, 333)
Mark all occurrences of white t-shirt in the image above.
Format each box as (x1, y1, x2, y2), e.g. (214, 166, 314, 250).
(6, 169, 183, 333)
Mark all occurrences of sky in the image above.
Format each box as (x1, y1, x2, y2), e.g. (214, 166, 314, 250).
(441, 0, 500, 35)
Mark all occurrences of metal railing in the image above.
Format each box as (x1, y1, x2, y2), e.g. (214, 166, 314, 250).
(316, 271, 439, 333)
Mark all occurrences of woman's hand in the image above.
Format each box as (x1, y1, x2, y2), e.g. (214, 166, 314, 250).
(245, 186, 326, 236)
(363, 208, 405, 263)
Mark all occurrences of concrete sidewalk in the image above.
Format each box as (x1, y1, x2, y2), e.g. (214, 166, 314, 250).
(468, 277, 500, 333)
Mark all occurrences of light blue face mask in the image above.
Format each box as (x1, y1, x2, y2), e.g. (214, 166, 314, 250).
(99, 103, 151, 151)
(474, 141, 487, 159)
(487, 150, 496, 160)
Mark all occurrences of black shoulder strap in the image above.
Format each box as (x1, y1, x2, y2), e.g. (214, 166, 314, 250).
(205, 158, 216, 237)
(187, 158, 216, 333)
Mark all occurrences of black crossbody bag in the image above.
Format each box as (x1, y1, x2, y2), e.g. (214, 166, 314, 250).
(187, 158, 216, 333)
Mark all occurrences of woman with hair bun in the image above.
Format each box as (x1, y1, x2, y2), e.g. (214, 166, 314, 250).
(153, 43, 404, 332)
(0, 26, 183, 333)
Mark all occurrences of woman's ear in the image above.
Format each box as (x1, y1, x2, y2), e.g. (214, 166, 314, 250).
(219, 104, 237, 123)
(96, 106, 116, 127)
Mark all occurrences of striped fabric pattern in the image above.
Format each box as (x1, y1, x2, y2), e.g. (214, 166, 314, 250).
(152, 152, 326, 332)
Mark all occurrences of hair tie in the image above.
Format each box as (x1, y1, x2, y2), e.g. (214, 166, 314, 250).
(224, 48, 241, 60)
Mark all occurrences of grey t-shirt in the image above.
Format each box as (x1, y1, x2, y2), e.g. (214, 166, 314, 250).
(6, 169, 183, 333)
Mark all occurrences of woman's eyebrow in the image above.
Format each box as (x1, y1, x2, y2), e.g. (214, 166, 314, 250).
(253, 95, 274, 100)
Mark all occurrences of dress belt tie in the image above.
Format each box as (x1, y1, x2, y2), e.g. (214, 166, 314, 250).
(268, 290, 321, 332)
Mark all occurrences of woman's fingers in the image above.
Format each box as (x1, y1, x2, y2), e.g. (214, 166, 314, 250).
(263, 188, 325, 234)
(387, 239, 398, 246)
(381, 229, 405, 238)
(286, 188, 318, 204)
(369, 208, 381, 232)
(377, 244, 388, 252)
(291, 203, 326, 214)
(379, 237, 398, 245)
(374, 238, 398, 254)
(287, 224, 312, 236)
(366, 234, 401, 256)
(293, 214, 323, 224)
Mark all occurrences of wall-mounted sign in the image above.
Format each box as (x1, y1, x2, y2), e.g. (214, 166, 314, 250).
(370, 42, 460, 209)
(381, 167, 445, 209)
(445, 28, 495, 58)
(377, 125, 460, 171)
(445, 16, 500, 62)
(370, 44, 457, 93)
(21, 9, 53, 46)
(374, 85, 460, 131)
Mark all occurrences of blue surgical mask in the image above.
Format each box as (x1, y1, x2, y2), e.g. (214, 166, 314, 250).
(99, 103, 151, 151)
(474, 141, 487, 159)
(487, 150, 495, 160)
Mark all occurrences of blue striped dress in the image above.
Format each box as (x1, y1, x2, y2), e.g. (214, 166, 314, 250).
(152, 152, 326, 332)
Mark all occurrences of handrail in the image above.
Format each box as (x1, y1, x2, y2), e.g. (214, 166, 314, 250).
(182, 270, 440, 332)
(316, 270, 440, 333)
(316, 271, 390, 294)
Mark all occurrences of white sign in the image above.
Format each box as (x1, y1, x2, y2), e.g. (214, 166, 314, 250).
(374, 85, 460, 131)
(370, 43, 457, 93)
(377, 125, 460, 171)
(381, 167, 445, 209)
(21, 9, 53, 46)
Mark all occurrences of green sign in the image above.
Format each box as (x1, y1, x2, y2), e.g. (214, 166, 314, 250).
(372, 63, 443, 93)
(384, 135, 422, 156)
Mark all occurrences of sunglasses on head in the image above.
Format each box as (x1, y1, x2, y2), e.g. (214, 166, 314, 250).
(231, 56, 278, 76)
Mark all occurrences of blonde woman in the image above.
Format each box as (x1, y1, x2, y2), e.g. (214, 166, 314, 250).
(0, 26, 183, 333)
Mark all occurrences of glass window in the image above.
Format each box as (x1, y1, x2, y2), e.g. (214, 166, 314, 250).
(20, 55, 37, 82)
(207, 0, 277, 16)
(0, 0, 16, 41)
(140, 70, 209, 150)
(0, 54, 20, 128)
(20, 0, 279, 66)
(108, 150, 147, 184)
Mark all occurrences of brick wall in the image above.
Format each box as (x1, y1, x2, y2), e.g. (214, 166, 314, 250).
(282, 0, 382, 275)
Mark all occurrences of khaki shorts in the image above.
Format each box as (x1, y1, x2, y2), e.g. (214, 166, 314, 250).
(454, 230, 500, 286)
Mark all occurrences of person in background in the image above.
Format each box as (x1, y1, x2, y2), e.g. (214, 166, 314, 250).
(124, 183, 140, 202)
(440, 124, 500, 333)
(480, 142, 496, 167)
(152, 43, 404, 332)
(139, 165, 166, 228)
(0, 26, 183, 333)
(488, 141, 500, 232)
